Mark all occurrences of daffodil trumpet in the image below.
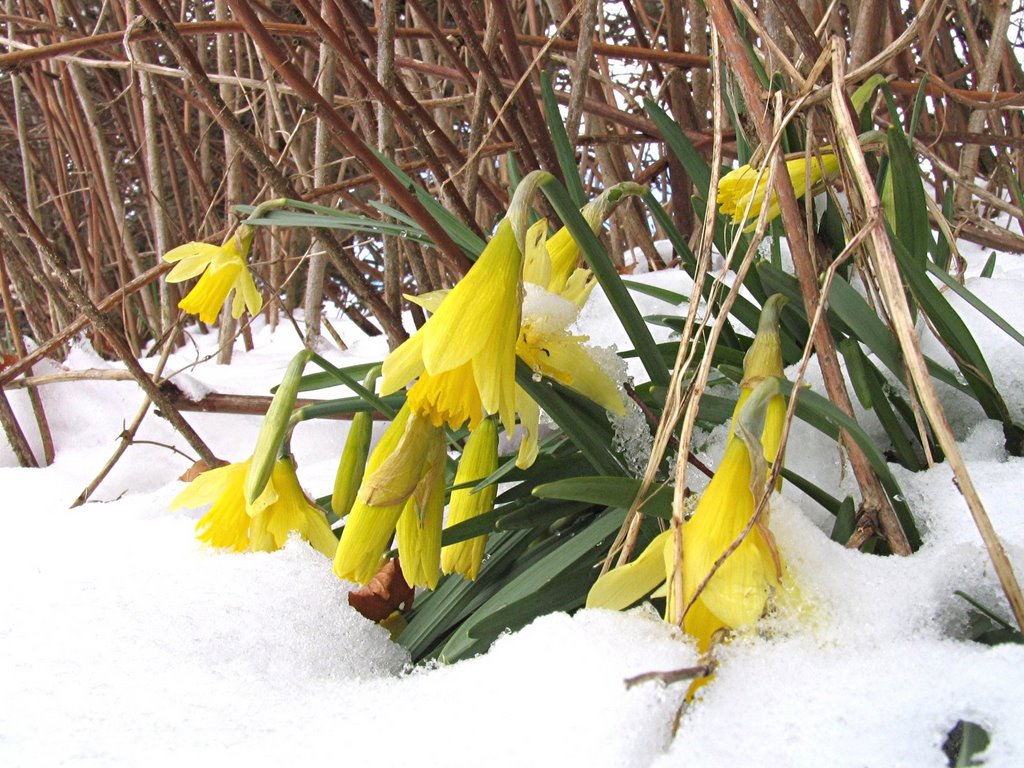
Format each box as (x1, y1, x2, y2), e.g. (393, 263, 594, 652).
(675, 376, 783, 648)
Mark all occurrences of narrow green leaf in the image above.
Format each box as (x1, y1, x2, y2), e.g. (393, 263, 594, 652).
(309, 353, 397, 416)
(440, 508, 625, 661)
(368, 145, 487, 256)
(780, 380, 922, 550)
(283, 362, 381, 393)
(907, 74, 930, 141)
(640, 190, 697, 269)
(885, 127, 933, 263)
(780, 468, 843, 516)
(892, 232, 1023, 455)
(622, 278, 688, 305)
(517, 360, 626, 475)
(540, 73, 587, 207)
(831, 496, 858, 543)
(839, 338, 873, 408)
(533, 476, 673, 519)
(294, 393, 405, 421)
(926, 260, 1024, 349)
(980, 252, 997, 278)
(398, 529, 533, 659)
(644, 98, 711, 194)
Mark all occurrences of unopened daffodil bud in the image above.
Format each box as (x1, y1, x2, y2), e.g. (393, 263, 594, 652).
(732, 294, 788, 481)
(331, 367, 380, 517)
(246, 349, 312, 504)
(442, 418, 500, 580)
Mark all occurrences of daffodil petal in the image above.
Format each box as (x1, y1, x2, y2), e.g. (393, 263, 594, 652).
(421, 218, 520, 374)
(522, 217, 551, 288)
(166, 253, 214, 283)
(231, 267, 261, 318)
(163, 242, 221, 264)
(170, 459, 247, 509)
(543, 338, 624, 415)
(514, 387, 540, 470)
(380, 331, 426, 396)
(405, 289, 448, 314)
(333, 496, 406, 584)
(586, 529, 673, 610)
(178, 260, 242, 324)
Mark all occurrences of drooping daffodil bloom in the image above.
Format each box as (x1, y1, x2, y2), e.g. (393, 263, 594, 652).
(511, 184, 647, 467)
(172, 456, 337, 557)
(586, 295, 789, 651)
(717, 152, 840, 231)
(379, 213, 523, 434)
(163, 224, 262, 324)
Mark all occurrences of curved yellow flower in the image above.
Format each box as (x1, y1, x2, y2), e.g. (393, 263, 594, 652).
(587, 295, 791, 651)
(717, 153, 840, 231)
(679, 423, 782, 651)
(163, 226, 262, 324)
(172, 456, 336, 557)
(381, 218, 521, 433)
(175, 459, 253, 552)
(247, 457, 339, 557)
(514, 216, 626, 468)
(586, 381, 783, 651)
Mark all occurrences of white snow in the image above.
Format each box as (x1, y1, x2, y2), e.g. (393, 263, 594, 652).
(3, 246, 1024, 766)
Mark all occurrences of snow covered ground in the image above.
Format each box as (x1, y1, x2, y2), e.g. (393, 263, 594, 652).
(3, 244, 1024, 767)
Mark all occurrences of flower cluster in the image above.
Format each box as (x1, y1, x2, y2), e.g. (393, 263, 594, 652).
(334, 176, 633, 589)
(172, 178, 637, 599)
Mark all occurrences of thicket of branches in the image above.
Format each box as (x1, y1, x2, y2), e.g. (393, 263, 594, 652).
(1, 1, 1020, 351)
(0, 0, 1022, 482)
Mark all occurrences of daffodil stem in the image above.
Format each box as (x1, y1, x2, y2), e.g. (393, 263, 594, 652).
(310, 355, 395, 417)
(241, 197, 289, 223)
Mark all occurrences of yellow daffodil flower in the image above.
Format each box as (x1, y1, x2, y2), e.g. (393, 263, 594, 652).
(380, 217, 522, 433)
(441, 417, 499, 580)
(717, 153, 840, 231)
(586, 380, 783, 650)
(163, 225, 262, 324)
(172, 456, 336, 557)
(587, 295, 790, 652)
(513, 199, 635, 468)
